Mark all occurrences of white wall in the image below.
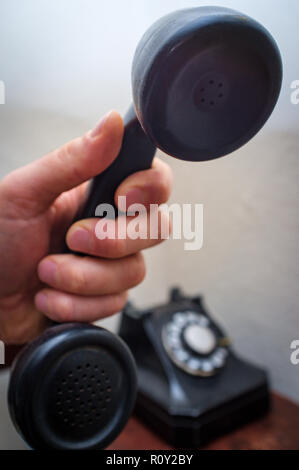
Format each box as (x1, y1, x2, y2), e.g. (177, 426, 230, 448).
(0, 0, 298, 129)
(0, 0, 298, 448)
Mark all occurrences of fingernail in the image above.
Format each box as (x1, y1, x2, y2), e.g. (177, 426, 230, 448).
(90, 111, 113, 137)
(35, 292, 48, 313)
(124, 187, 147, 209)
(68, 227, 91, 252)
(38, 260, 57, 284)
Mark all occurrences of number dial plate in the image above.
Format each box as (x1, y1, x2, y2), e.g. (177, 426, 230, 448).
(162, 311, 229, 377)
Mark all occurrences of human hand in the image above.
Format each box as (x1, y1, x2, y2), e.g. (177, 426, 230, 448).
(0, 111, 172, 344)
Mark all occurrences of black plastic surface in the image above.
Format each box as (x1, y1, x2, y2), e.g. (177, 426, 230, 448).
(75, 106, 156, 219)
(76, 6, 282, 219)
(133, 6, 282, 162)
(8, 324, 137, 450)
(119, 290, 270, 447)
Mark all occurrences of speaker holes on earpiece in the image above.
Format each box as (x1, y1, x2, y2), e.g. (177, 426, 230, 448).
(51, 356, 115, 437)
(195, 74, 227, 111)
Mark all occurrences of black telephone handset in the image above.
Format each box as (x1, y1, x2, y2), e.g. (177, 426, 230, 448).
(119, 288, 269, 448)
(8, 6, 281, 450)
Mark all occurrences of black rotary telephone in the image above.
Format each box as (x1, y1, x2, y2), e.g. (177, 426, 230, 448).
(119, 288, 269, 447)
(7, 6, 282, 449)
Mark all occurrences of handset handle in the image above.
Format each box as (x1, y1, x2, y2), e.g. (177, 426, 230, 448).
(75, 105, 157, 221)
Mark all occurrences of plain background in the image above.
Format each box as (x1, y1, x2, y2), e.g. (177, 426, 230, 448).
(0, 0, 298, 449)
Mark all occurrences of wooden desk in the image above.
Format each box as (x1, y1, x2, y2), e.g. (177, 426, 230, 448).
(109, 394, 299, 450)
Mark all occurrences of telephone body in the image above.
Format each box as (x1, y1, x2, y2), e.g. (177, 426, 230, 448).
(119, 288, 269, 447)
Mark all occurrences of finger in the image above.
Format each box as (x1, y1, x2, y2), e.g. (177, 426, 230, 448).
(66, 209, 171, 258)
(37, 252, 145, 296)
(35, 289, 128, 323)
(115, 157, 173, 211)
(48, 182, 89, 252)
(1, 111, 124, 215)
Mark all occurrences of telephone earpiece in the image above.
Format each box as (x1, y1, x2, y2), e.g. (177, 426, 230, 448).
(77, 5, 282, 218)
(8, 6, 282, 450)
(8, 323, 137, 450)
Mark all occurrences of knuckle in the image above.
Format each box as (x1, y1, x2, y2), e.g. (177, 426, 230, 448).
(127, 253, 146, 286)
(55, 140, 85, 185)
(53, 295, 73, 322)
(67, 267, 87, 293)
(56, 141, 72, 165)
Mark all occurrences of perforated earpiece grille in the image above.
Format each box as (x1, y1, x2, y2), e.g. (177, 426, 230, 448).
(194, 73, 228, 111)
(8, 324, 137, 450)
(43, 347, 123, 442)
(53, 360, 112, 432)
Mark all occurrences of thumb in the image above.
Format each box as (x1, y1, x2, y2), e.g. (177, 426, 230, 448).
(1, 110, 124, 215)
